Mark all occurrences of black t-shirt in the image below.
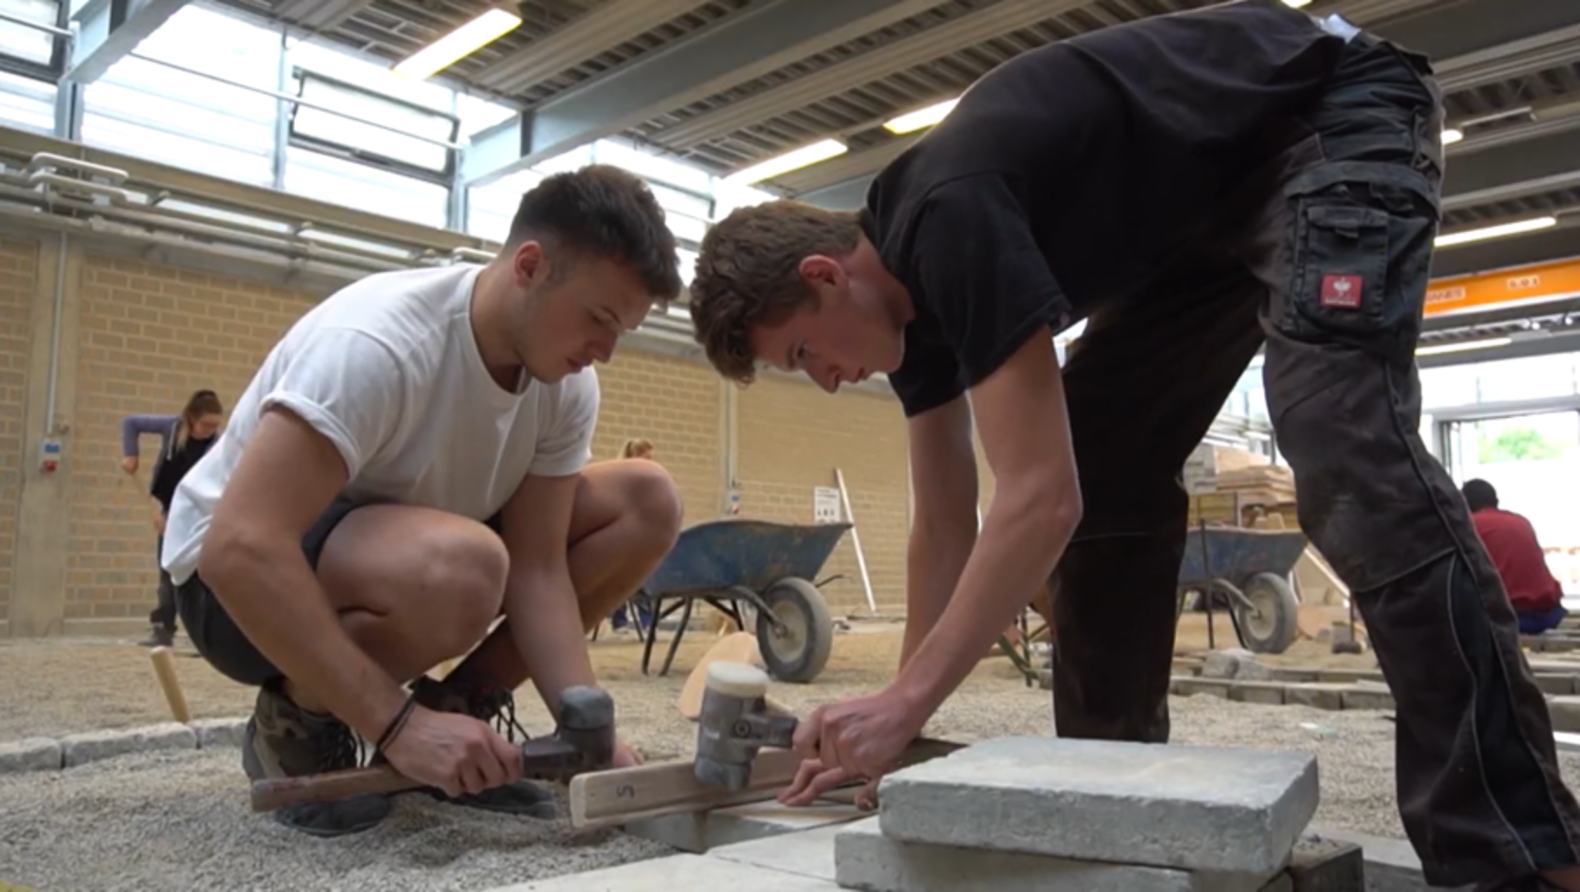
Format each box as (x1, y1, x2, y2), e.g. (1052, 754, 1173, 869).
(150, 430, 215, 514)
(866, 0, 1351, 417)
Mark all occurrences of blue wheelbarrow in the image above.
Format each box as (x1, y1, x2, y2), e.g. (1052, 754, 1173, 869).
(630, 519, 851, 683)
(1177, 525, 1309, 655)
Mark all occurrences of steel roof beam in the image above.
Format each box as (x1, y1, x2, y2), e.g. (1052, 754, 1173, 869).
(653, 0, 1092, 151)
(66, 0, 193, 84)
(273, 0, 374, 32)
(475, 0, 702, 96)
(461, 0, 943, 187)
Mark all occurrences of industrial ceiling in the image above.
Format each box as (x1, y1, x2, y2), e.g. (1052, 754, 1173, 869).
(212, 0, 1580, 301)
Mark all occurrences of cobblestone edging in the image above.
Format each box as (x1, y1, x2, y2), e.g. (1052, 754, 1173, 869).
(0, 717, 247, 775)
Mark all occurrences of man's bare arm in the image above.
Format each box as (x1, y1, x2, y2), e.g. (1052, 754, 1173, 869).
(198, 407, 408, 740)
(497, 471, 597, 720)
(900, 395, 979, 669)
(890, 328, 1082, 715)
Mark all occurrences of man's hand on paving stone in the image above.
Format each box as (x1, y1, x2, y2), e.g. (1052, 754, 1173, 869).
(776, 688, 927, 807)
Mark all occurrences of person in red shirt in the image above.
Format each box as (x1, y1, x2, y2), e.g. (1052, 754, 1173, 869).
(1464, 479, 1568, 634)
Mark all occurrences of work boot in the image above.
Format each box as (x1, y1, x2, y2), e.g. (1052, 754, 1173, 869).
(242, 678, 391, 837)
(406, 675, 558, 819)
(137, 625, 175, 648)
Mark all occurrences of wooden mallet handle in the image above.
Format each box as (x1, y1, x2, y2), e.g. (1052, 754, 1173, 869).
(251, 764, 421, 812)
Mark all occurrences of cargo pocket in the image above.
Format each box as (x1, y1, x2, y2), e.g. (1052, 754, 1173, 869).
(1284, 192, 1393, 338)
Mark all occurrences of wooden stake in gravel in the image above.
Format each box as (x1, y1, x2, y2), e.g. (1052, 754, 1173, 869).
(149, 646, 192, 724)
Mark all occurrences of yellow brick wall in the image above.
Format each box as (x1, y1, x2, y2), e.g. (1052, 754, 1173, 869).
(37, 253, 909, 625)
(0, 238, 37, 622)
(736, 377, 911, 615)
(66, 256, 319, 620)
(591, 351, 722, 527)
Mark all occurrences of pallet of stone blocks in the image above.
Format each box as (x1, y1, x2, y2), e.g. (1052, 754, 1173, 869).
(834, 736, 1363, 892)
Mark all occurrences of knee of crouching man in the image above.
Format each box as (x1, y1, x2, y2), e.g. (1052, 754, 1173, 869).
(626, 461, 684, 549)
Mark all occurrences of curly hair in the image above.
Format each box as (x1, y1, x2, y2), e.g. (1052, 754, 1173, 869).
(688, 200, 862, 384)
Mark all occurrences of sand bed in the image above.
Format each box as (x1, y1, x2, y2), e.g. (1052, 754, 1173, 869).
(9, 615, 1569, 891)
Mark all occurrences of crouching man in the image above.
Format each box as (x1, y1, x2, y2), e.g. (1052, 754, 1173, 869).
(160, 165, 685, 837)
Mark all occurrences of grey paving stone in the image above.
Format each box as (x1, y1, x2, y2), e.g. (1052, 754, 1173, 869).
(61, 722, 197, 767)
(1548, 695, 1580, 733)
(1286, 836, 1363, 891)
(1532, 673, 1576, 696)
(189, 717, 248, 749)
(834, 817, 1273, 892)
(876, 736, 1318, 876)
(709, 821, 846, 881)
(1304, 825, 1472, 892)
(0, 737, 62, 773)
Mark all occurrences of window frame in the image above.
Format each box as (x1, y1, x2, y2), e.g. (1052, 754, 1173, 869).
(0, 0, 68, 83)
(286, 67, 459, 185)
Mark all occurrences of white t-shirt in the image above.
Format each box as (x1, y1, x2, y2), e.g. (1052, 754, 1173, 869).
(161, 263, 599, 585)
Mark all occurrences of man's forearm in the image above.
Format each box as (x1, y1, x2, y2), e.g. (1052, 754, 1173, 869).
(900, 519, 975, 670)
(203, 538, 407, 739)
(890, 490, 1079, 716)
(505, 568, 598, 721)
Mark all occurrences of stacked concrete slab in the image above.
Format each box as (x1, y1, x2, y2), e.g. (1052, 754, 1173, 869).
(832, 736, 1343, 892)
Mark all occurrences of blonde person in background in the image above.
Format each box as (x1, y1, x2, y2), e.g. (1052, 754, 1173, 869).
(120, 389, 227, 648)
(609, 437, 658, 634)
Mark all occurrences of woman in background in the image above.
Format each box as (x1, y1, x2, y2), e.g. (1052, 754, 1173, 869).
(120, 389, 226, 647)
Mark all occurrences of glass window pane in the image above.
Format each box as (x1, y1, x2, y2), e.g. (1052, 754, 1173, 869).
(288, 37, 454, 114)
(595, 139, 713, 194)
(292, 74, 453, 173)
(284, 147, 448, 229)
(456, 92, 517, 140)
(0, 68, 55, 133)
(466, 168, 544, 243)
(0, 0, 58, 67)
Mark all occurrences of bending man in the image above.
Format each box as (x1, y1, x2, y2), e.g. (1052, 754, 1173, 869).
(686, 3, 1580, 888)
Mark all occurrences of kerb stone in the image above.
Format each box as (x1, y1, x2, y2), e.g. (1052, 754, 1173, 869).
(835, 816, 1273, 892)
(1231, 681, 1288, 705)
(1286, 836, 1363, 891)
(1285, 684, 1350, 711)
(61, 722, 197, 767)
(1172, 677, 1233, 698)
(190, 717, 247, 749)
(1547, 696, 1580, 734)
(876, 736, 1318, 876)
(0, 737, 62, 773)
(1340, 688, 1396, 712)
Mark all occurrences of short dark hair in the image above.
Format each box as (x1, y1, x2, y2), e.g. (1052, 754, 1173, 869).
(689, 200, 863, 384)
(1463, 478, 1499, 512)
(505, 164, 683, 302)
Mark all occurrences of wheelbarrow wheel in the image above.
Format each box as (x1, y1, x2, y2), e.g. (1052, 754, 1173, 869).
(1235, 572, 1300, 655)
(755, 576, 835, 684)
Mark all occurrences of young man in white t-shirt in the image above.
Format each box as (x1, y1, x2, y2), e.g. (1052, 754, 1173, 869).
(161, 165, 686, 837)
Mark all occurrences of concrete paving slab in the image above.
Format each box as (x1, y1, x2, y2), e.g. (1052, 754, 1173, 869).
(478, 853, 839, 891)
(1532, 674, 1576, 696)
(622, 798, 865, 853)
(1232, 680, 1289, 705)
(708, 821, 846, 881)
(1548, 696, 1580, 734)
(1171, 676, 1233, 698)
(1340, 688, 1395, 712)
(834, 816, 1274, 892)
(876, 736, 1318, 875)
(189, 717, 247, 749)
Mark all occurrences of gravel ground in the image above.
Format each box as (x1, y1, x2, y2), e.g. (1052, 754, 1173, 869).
(6, 615, 1573, 891)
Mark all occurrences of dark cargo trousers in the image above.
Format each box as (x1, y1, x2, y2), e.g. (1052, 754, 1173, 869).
(1046, 28, 1580, 887)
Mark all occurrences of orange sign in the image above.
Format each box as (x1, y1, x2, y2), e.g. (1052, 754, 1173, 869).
(1425, 257, 1580, 318)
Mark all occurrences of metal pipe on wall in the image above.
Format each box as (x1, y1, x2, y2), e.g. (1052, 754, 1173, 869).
(44, 231, 66, 439)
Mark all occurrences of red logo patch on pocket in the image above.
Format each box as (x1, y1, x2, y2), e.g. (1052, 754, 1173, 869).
(1320, 274, 1364, 309)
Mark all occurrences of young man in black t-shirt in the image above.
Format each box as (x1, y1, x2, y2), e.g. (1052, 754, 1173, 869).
(688, 0, 1580, 888)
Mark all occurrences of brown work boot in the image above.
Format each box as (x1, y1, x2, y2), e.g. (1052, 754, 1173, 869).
(243, 677, 392, 836)
(405, 675, 558, 819)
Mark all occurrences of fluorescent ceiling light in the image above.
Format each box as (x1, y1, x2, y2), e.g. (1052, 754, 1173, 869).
(885, 98, 959, 134)
(1281, 0, 1312, 7)
(1416, 337, 1513, 356)
(1442, 127, 1463, 145)
(1435, 216, 1558, 247)
(723, 139, 848, 186)
(395, 8, 521, 79)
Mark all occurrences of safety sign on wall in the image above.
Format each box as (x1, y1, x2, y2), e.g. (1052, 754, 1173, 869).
(813, 486, 843, 524)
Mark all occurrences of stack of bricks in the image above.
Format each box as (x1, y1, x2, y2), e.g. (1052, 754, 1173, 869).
(831, 736, 1363, 892)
